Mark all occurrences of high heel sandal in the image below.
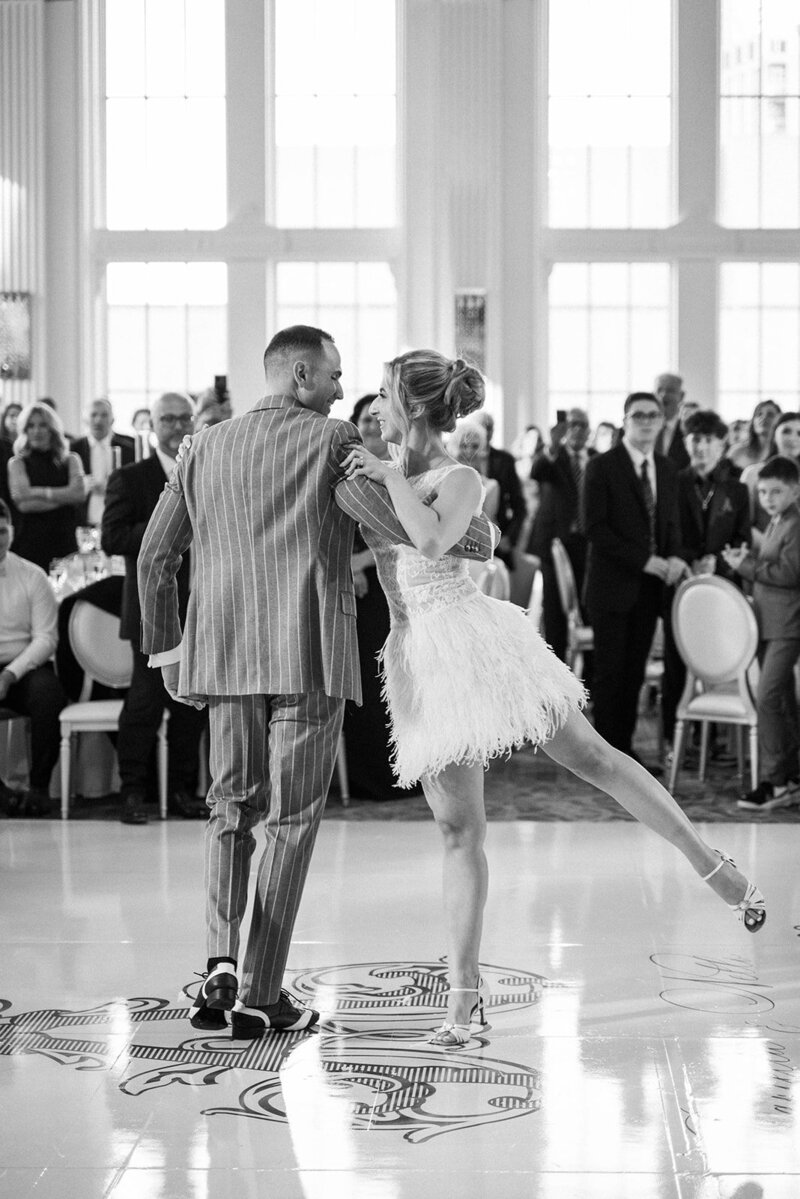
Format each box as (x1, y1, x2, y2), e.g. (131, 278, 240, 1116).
(702, 850, 767, 934)
(428, 977, 490, 1049)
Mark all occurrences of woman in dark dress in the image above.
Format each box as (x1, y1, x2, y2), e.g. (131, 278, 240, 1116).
(7, 402, 85, 570)
(342, 394, 421, 799)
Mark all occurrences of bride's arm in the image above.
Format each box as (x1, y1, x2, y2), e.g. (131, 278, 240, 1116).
(383, 467, 483, 559)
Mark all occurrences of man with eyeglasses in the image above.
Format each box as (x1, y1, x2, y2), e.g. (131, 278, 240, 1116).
(582, 391, 688, 766)
(102, 392, 207, 825)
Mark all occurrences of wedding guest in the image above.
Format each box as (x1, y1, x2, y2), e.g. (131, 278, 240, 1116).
(70, 397, 135, 526)
(740, 411, 800, 534)
(728, 399, 781, 471)
(0, 402, 21, 447)
(471, 410, 526, 570)
(0, 499, 66, 817)
(8, 403, 85, 570)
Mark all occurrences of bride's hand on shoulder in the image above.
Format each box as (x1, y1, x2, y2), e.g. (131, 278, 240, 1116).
(342, 444, 392, 485)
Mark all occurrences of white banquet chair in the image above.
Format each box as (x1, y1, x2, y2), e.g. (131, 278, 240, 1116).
(58, 600, 169, 819)
(551, 537, 593, 680)
(668, 576, 759, 793)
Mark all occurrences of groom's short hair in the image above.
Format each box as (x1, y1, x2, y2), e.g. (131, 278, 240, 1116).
(263, 325, 334, 371)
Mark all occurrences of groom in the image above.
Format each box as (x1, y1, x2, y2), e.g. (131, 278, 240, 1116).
(138, 325, 495, 1038)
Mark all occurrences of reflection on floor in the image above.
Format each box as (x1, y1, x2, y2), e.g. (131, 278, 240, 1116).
(1, 815, 798, 1198)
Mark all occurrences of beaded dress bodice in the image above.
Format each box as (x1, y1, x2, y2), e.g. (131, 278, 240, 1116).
(361, 463, 482, 624)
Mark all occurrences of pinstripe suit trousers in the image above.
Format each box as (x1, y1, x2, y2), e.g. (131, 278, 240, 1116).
(204, 690, 345, 1004)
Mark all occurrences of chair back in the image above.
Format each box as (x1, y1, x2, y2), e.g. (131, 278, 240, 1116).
(68, 600, 133, 691)
(551, 538, 579, 617)
(671, 576, 758, 685)
(475, 558, 511, 601)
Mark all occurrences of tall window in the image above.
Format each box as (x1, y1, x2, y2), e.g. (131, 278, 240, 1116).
(106, 263, 227, 421)
(720, 0, 800, 227)
(548, 0, 672, 228)
(719, 263, 800, 419)
(273, 0, 396, 227)
(275, 262, 397, 412)
(105, 0, 226, 230)
(549, 264, 672, 423)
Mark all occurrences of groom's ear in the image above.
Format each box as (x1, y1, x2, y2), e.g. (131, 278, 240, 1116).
(293, 357, 309, 389)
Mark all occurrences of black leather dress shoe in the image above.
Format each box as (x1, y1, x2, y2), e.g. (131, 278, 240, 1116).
(7, 787, 53, 817)
(168, 789, 208, 819)
(231, 991, 320, 1040)
(190, 963, 238, 1030)
(120, 793, 148, 825)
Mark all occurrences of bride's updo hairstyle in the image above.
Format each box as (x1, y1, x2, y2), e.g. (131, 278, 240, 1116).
(384, 349, 485, 465)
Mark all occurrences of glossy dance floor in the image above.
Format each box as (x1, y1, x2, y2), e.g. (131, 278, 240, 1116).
(1, 815, 799, 1198)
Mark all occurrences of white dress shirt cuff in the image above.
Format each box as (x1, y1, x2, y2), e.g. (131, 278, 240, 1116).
(148, 644, 182, 667)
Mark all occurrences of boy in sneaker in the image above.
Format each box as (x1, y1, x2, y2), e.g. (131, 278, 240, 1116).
(723, 455, 800, 812)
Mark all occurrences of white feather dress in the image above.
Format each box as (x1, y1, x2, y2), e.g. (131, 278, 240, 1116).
(362, 463, 586, 787)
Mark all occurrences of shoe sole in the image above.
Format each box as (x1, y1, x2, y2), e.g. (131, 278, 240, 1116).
(202, 979, 238, 1011)
(189, 1010, 227, 1031)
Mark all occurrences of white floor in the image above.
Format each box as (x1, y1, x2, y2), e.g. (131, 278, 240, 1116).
(1, 816, 798, 1198)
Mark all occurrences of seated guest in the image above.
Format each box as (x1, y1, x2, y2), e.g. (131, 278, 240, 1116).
(529, 407, 593, 662)
(723, 456, 800, 811)
(8, 403, 85, 570)
(0, 500, 66, 816)
(70, 397, 136, 526)
(471, 410, 527, 570)
(728, 398, 781, 471)
(740, 411, 800, 536)
(661, 410, 751, 749)
(101, 391, 207, 825)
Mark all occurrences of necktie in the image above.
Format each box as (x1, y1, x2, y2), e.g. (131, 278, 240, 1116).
(640, 459, 656, 552)
(571, 453, 585, 533)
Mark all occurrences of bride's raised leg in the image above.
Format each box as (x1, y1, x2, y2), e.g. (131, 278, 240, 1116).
(422, 760, 489, 1028)
(543, 710, 765, 924)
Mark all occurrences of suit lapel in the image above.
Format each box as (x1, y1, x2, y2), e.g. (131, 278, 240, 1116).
(616, 444, 649, 521)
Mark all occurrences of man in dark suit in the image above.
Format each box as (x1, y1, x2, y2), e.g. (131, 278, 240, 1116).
(473, 411, 527, 568)
(101, 391, 206, 825)
(71, 398, 136, 526)
(583, 392, 688, 760)
(529, 407, 594, 661)
(654, 373, 691, 470)
(661, 409, 751, 746)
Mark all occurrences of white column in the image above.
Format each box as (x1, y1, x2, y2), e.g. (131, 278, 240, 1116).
(225, 0, 268, 408)
(401, 0, 504, 424)
(675, 0, 719, 407)
(0, 0, 45, 408)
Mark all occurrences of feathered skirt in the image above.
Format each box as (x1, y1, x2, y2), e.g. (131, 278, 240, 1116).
(379, 589, 587, 787)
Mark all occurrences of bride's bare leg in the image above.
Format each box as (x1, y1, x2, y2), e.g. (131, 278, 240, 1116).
(422, 761, 488, 1026)
(543, 710, 755, 907)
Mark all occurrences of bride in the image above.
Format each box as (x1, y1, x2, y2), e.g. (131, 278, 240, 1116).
(340, 348, 766, 1049)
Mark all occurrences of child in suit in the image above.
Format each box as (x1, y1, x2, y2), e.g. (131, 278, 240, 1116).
(723, 455, 800, 810)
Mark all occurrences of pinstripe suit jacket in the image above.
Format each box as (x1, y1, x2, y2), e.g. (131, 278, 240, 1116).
(138, 396, 363, 703)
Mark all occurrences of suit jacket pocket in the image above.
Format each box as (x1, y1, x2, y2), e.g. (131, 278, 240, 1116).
(340, 591, 357, 616)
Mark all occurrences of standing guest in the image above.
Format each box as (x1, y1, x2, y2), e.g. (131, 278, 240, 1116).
(471, 410, 527, 570)
(740, 411, 800, 534)
(131, 408, 152, 433)
(661, 410, 751, 749)
(449, 422, 501, 521)
(723, 456, 800, 811)
(342, 394, 413, 800)
(591, 421, 618, 454)
(194, 383, 233, 432)
(0, 402, 21, 447)
(70, 397, 136, 526)
(529, 408, 593, 662)
(101, 392, 207, 826)
(0, 499, 66, 817)
(8, 403, 85, 571)
(654, 373, 691, 470)
(137, 327, 495, 1037)
(512, 424, 544, 482)
(583, 392, 688, 764)
(728, 398, 782, 471)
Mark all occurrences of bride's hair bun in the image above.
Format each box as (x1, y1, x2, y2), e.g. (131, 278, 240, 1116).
(444, 358, 484, 423)
(387, 348, 486, 435)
